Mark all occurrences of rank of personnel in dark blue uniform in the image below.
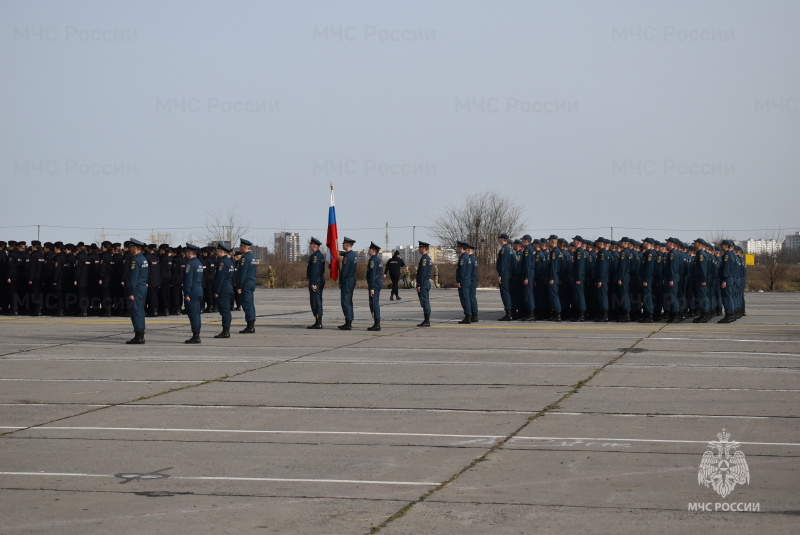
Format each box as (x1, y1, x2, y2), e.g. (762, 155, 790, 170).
(366, 242, 383, 331)
(183, 243, 204, 343)
(338, 237, 357, 330)
(126, 239, 149, 344)
(306, 237, 325, 329)
(237, 238, 257, 333)
(213, 242, 235, 338)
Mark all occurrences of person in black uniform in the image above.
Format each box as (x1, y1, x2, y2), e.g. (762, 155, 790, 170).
(0, 241, 8, 314)
(468, 243, 479, 322)
(159, 244, 173, 316)
(26, 240, 45, 316)
(213, 242, 235, 338)
(383, 250, 405, 301)
(416, 241, 432, 327)
(126, 239, 149, 344)
(366, 242, 383, 331)
(98, 241, 115, 317)
(183, 243, 204, 343)
(306, 237, 325, 329)
(73, 243, 92, 316)
(171, 245, 185, 315)
(455, 241, 472, 324)
(496, 234, 513, 320)
(145, 244, 160, 317)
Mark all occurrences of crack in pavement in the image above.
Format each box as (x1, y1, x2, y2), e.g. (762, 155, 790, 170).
(367, 324, 668, 534)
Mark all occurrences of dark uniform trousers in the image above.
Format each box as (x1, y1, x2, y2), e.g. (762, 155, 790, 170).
(309, 280, 324, 318)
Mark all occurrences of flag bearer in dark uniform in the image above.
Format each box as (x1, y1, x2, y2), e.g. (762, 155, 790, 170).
(384, 250, 405, 301)
(145, 244, 160, 317)
(183, 243, 204, 343)
(495, 234, 513, 321)
(306, 237, 325, 329)
(159, 245, 173, 316)
(338, 237, 357, 330)
(468, 243, 479, 322)
(126, 239, 149, 344)
(456, 241, 472, 324)
(237, 238, 257, 333)
(416, 241, 432, 327)
(213, 242, 235, 337)
(366, 242, 383, 331)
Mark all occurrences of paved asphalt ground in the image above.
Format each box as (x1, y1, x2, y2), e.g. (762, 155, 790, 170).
(1, 288, 798, 534)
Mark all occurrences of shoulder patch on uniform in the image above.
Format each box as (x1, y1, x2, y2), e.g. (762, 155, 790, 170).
(185, 265, 190, 273)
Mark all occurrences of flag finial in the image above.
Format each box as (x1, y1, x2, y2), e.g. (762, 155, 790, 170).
(330, 182, 334, 191)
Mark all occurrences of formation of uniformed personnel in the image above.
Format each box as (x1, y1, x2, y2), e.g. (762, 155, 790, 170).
(306, 237, 325, 329)
(366, 242, 383, 331)
(383, 250, 405, 300)
(126, 238, 149, 344)
(183, 243, 204, 343)
(213, 242, 235, 338)
(237, 238, 257, 333)
(490, 234, 747, 324)
(416, 241, 432, 327)
(337, 236, 357, 330)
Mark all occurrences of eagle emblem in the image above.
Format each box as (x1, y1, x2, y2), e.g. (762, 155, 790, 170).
(698, 428, 750, 498)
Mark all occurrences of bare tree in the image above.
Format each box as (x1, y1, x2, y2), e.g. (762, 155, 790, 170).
(204, 207, 249, 247)
(430, 191, 525, 266)
(756, 249, 792, 291)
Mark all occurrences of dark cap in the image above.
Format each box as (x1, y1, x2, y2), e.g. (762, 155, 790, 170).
(369, 241, 381, 252)
(309, 237, 322, 246)
(54, 241, 63, 248)
(342, 236, 356, 244)
(721, 239, 734, 247)
(130, 238, 145, 246)
(240, 238, 253, 246)
(548, 234, 559, 241)
(456, 240, 468, 248)
(217, 242, 232, 252)
(596, 237, 606, 244)
(418, 241, 430, 248)
(522, 234, 532, 241)
(31, 240, 42, 247)
(620, 237, 630, 243)
(498, 233, 509, 240)
(572, 235, 584, 243)
(644, 237, 655, 244)
(185, 243, 200, 251)
(513, 239, 522, 245)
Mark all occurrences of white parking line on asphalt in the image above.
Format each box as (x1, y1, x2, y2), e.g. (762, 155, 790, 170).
(510, 436, 800, 447)
(551, 412, 782, 420)
(11, 425, 505, 440)
(651, 337, 797, 343)
(0, 378, 199, 383)
(0, 471, 438, 486)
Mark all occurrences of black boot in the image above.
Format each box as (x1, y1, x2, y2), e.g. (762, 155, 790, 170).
(640, 314, 654, 323)
(126, 331, 145, 345)
(693, 312, 711, 323)
(471, 313, 479, 323)
(458, 315, 471, 324)
(595, 311, 609, 322)
(307, 315, 323, 329)
(367, 320, 381, 331)
(571, 312, 585, 322)
(549, 312, 562, 322)
(239, 321, 255, 333)
(718, 314, 733, 324)
(185, 331, 201, 344)
(337, 319, 352, 330)
(498, 310, 512, 321)
(617, 312, 630, 323)
(214, 326, 231, 338)
(417, 314, 430, 327)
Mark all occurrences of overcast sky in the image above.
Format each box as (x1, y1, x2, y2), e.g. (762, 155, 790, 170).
(2, 0, 798, 250)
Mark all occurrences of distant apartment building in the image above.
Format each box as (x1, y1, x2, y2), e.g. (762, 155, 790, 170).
(743, 238, 782, 255)
(274, 232, 302, 262)
(430, 246, 457, 264)
(785, 232, 800, 251)
(395, 245, 418, 265)
(251, 246, 269, 264)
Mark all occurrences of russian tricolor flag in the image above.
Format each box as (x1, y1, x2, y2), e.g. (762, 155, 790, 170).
(326, 185, 339, 281)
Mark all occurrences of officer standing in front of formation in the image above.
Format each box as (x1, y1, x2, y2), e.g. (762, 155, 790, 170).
(183, 243, 204, 343)
(213, 242, 234, 338)
(237, 238, 257, 333)
(416, 241, 432, 327)
(366, 242, 383, 331)
(306, 237, 325, 329)
(455, 241, 472, 324)
(338, 237, 357, 330)
(126, 239, 149, 344)
(384, 250, 405, 300)
(467, 243, 479, 322)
